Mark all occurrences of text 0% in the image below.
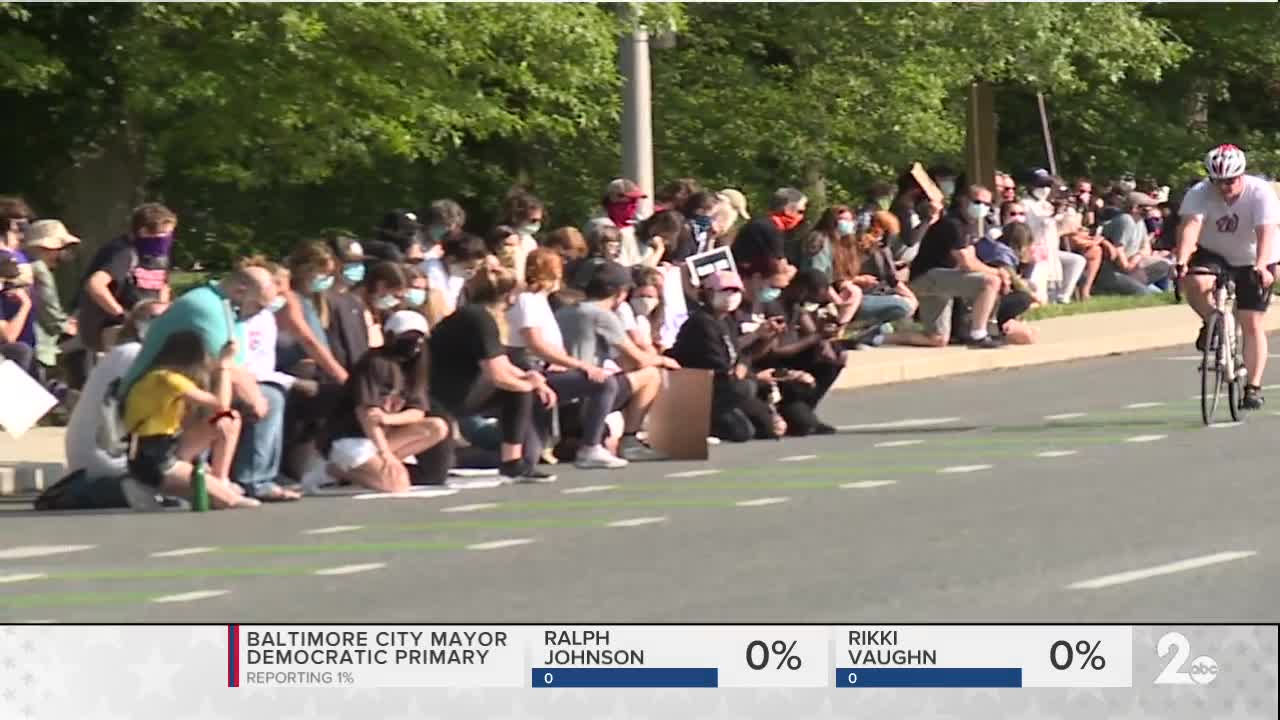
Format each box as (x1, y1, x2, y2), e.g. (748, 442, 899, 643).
(1050, 640, 1106, 670)
(746, 640, 802, 671)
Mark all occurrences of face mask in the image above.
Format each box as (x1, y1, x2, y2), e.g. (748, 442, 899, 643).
(268, 296, 287, 313)
(388, 333, 424, 361)
(310, 275, 335, 293)
(522, 223, 541, 237)
(375, 294, 400, 311)
(966, 203, 989, 221)
(938, 180, 956, 197)
(342, 263, 366, 285)
(406, 288, 427, 307)
(836, 219, 856, 236)
(428, 226, 448, 242)
(1144, 217, 1162, 234)
(605, 199, 642, 228)
(756, 287, 782, 304)
(690, 215, 713, 235)
(876, 197, 892, 211)
(773, 211, 804, 232)
(134, 232, 174, 259)
(1030, 188, 1051, 201)
(631, 296, 659, 316)
(712, 291, 742, 313)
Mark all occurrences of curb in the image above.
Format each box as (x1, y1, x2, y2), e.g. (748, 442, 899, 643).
(0, 462, 62, 495)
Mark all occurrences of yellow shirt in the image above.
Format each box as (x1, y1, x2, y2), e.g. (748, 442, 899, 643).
(123, 369, 199, 437)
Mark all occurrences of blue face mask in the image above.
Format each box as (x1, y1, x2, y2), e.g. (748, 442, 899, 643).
(342, 263, 366, 285)
(374, 294, 401, 311)
(836, 219, 856, 236)
(757, 287, 782, 304)
(966, 203, 989, 221)
(310, 275, 335, 293)
(691, 215, 713, 234)
(406, 288, 427, 307)
(268, 296, 286, 313)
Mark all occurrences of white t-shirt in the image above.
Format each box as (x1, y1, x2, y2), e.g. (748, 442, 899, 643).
(506, 291, 563, 351)
(1182, 175, 1280, 266)
(243, 309, 295, 388)
(421, 258, 465, 315)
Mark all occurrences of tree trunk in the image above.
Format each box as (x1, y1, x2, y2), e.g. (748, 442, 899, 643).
(803, 159, 827, 211)
(1185, 78, 1210, 133)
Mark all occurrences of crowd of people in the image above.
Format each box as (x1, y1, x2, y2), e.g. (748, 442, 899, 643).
(0, 166, 1196, 510)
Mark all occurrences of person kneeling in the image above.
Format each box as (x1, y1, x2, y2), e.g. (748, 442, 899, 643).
(122, 331, 258, 509)
(315, 311, 451, 493)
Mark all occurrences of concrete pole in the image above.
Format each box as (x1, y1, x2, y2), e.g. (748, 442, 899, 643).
(965, 80, 997, 192)
(620, 27, 654, 216)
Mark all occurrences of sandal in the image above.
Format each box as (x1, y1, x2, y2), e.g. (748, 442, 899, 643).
(255, 484, 302, 502)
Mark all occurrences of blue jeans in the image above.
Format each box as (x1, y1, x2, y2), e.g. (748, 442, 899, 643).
(232, 383, 286, 496)
(854, 294, 914, 325)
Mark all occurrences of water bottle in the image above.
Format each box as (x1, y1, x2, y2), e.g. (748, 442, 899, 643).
(191, 460, 210, 512)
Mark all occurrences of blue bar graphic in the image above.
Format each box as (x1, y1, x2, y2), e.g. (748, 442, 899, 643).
(532, 667, 718, 688)
(836, 667, 1022, 688)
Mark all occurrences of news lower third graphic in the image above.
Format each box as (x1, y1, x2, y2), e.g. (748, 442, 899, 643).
(1, 624, 1275, 719)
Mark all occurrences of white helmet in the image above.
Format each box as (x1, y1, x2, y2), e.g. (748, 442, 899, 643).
(1205, 144, 1247, 180)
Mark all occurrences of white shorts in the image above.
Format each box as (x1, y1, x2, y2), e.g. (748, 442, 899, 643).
(330, 438, 378, 471)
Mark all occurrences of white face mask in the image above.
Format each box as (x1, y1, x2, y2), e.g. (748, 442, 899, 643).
(711, 291, 742, 313)
(630, 296, 659, 316)
(938, 179, 956, 197)
(1031, 187, 1051, 201)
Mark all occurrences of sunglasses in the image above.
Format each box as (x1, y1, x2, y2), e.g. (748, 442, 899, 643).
(1007, 212, 1026, 218)
(1214, 177, 1240, 187)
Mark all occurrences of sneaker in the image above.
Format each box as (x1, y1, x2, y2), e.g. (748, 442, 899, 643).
(966, 335, 1007, 349)
(813, 422, 838, 436)
(1242, 385, 1265, 410)
(1195, 323, 1209, 352)
(574, 445, 629, 470)
(120, 477, 163, 511)
(619, 435, 669, 462)
(508, 468, 559, 484)
(301, 463, 338, 495)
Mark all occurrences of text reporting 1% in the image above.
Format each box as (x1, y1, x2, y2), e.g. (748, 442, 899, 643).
(746, 640, 802, 670)
(338, 672, 354, 685)
(1050, 640, 1106, 671)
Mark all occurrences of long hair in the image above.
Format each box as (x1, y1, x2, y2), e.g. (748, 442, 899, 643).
(380, 327, 431, 404)
(525, 247, 563, 293)
(630, 266, 665, 347)
(287, 240, 335, 327)
(808, 205, 850, 256)
(146, 329, 212, 388)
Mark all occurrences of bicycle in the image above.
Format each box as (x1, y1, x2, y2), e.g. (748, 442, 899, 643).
(1181, 266, 1246, 425)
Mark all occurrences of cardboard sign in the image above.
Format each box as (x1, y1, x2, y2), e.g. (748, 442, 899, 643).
(684, 246, 738, 288)
(645, 368, 713, 461)
(911, 162, 945, 204)
(0, 360, 58, 438)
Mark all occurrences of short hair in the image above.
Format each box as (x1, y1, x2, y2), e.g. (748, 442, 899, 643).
(0, 196, 33, 222)
(544, 226, 588, 260)
(130, 203, 177, 234)
(443, 233, 488, 263)
(584, 222, 622, 258)
(656, 178, 701, 208)
(426, 199, 466, 229)
(367, 261, 408, 292)
(768, 187, 806, 212)
(525, 247, 563, 293)
(465, 264, 518, 305)
(236, 255, 279, 276)
(635, 209, 684, 242)
(682, 191, 719, 217)
(502, 188, 544, 225)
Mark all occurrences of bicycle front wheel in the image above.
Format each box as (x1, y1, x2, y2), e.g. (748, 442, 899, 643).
(1201, 313, 1224, 425)
(1228, 318, 1244, 422)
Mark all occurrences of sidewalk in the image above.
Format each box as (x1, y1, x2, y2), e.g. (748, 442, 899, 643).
(832, 303, 1280, 390)
(3, 304, 1277, 494)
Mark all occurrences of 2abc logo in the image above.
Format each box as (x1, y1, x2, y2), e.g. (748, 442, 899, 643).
(1154, 631, 1219, 686)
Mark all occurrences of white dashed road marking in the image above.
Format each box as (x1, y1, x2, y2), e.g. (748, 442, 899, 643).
(1124, 434, 1167, 443)
(1068, 551, 1257, 590)
(1208, 422, 1242, 429)
(0, 573, 46, 584)
(838, 417, 960, 431)
(779, 455, 817, 462)
(606, 516, 667, 528)
(562, 485, 618, 495)
(150, 547, 218, 558)
(1036, 450, 1078, 458)
(352, 489, 458, 500)
(874, 440, 923, 448)
(0, 545, 95, 560)
(303, 525, 363, 535)
(448, 468, 500, 478)
(467, 538, 535, 551)
(1044, 412, 1087, 421)
(447, 479, 506, 490)
(1125, 402, 1165, 409)
(735, 497, 790, 507)
(840, 481, 897, 490)
(151, 590, 230, 604)
(314, 563, 386, 576)
(666, 469, 722, 478)
(442, 503, 500, 513)
(938, 464, 993, 474)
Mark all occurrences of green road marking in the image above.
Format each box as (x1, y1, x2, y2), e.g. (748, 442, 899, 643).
(390, 517, 608, 532)
(0, 591, 155, 609)
(217, 540, 467, 555)
(46, 566, 323, 581)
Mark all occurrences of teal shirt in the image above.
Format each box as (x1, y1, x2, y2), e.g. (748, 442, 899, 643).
(120, 283, 247, 397)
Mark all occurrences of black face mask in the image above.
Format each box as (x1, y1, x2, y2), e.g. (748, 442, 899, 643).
(388, 334, 424, 362)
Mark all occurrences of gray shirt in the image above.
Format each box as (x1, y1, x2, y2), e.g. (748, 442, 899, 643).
(555, 301, 628, 366)
(1102, 213, 1147, 261)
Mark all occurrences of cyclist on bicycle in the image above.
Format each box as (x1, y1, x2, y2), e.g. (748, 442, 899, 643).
(1175, 144, 1280, 409)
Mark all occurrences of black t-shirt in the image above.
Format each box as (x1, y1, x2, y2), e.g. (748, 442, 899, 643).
(75, 235, 138, 348)
(669, 304, 739, 376)
(732, 217, 785, 274)
(909, 214, 972, 279)
(325, 290, 371, 373)
(325, 349, 429, 446)
(428, 304, 504, 410)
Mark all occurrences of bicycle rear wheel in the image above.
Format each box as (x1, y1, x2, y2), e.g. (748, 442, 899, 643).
(1201, 313, 1224, 425)
(1228, 319, 1244, 422)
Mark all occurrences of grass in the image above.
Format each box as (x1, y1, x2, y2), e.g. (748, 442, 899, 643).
(1024, 292, 1177, 321)
(170, 270, 209, 295)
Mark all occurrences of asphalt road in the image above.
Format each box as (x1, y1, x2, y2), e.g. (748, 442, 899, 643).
(2, 341, 1278, 623)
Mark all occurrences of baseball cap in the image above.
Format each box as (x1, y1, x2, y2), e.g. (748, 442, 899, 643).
(384, 310, 429, 337)
(1028, 169, 1056, 188)
(377, 210, 424, 246)
(24, 219, 81, 250)
(605, 178, 646, 202)
(703, 270, 744, 292)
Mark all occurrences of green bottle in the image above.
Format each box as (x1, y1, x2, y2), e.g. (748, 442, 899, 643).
(192, 460, 210, 512)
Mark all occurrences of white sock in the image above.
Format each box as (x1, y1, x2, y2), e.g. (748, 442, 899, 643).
(970, 329, 989, 341)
